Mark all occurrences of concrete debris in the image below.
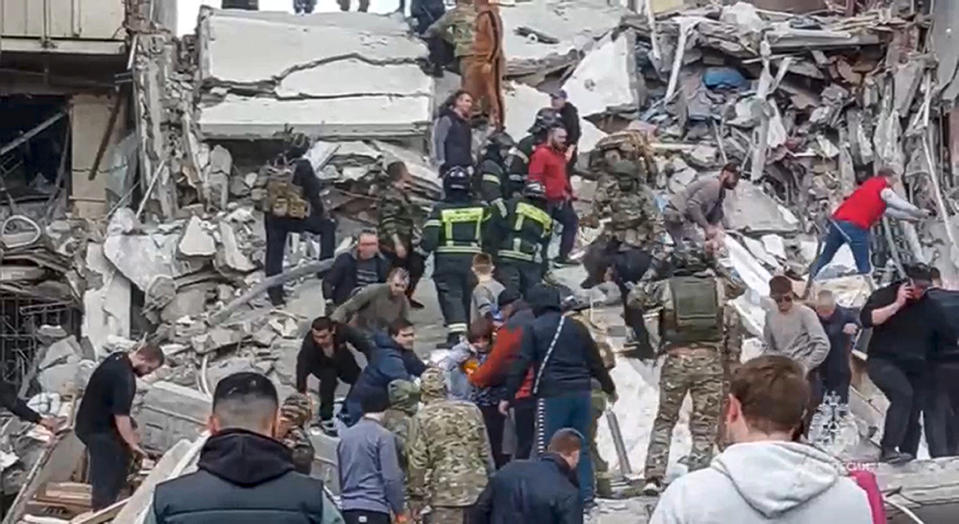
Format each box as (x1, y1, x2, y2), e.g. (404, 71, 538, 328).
(562, 32, 638, 117)
(136, 382, 211, 453)
(178, 216, 216, 257)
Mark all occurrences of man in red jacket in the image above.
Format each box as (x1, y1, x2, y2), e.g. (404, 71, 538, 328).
(529, 126, 577, 266)
(809, 167, 928, 278)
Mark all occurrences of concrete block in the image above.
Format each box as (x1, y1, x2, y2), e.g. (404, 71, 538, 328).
(178, 216, 216, 257)
(137, 381, 211, 453)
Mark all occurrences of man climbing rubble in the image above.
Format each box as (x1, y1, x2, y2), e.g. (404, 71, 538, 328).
(809, 166, 929, 279)
(263, 133, 336, 307)
(663, 161, 740, 254)
(296, 316, 372, 436)
(378, 162, 426, 309)
(77, 343, 164, 510)
(408, 367, 493, 524)
(420, 166, 491, 348)
(633, 249, 743, 496)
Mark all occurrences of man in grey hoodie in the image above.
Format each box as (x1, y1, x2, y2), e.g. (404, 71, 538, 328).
(650, 355, 872, 524)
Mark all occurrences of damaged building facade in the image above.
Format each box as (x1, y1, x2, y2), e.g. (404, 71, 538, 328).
(0, 0, 958, 521)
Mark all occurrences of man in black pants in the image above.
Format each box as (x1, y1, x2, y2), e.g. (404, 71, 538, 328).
(76, 344, 164, 509)
(861, 264, 946, 463)
(264, 137, 336, 307)
(296, 316, 372, 436)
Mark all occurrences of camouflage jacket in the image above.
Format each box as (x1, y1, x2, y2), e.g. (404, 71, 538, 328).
(382, 408, 414, 476)
(378, 186, 419, 248)
(408, 368, 492, 507)
(281, 426, 315, 476)
(627, 274, 743, 365)
(591, 180, 665, 249)
(424, 4, 476, 58)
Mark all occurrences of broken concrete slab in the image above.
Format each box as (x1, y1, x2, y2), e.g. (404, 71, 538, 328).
(504, 82, 606, 153)
(276, 61, 432, 99)
(178, 216, 216, 258)
(137, 382, 211, 453)
(37, 337, 83, 371)
(83, 243, 132, 358)
(216, 221, 255, 273)
(191, 325, 244, 355)
(723, 181, 800, 234)
(562, 31, 638, 117)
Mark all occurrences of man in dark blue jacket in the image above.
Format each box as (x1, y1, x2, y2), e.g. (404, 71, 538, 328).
(147, 372, 340, 524)
(501, 284, 616, 506)
(813, 289, 860, 404)
(471, 428, 583, 524)
(343, 319, 426, 425)
(323, 229, 391, 309)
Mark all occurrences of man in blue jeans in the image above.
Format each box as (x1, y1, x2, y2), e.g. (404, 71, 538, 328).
(501, 284, 616, 508)
(809, 168, 928, 278)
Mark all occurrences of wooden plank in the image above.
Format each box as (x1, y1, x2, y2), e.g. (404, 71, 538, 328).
(68, 498, 127, 524)
(3, 430, 84, 524)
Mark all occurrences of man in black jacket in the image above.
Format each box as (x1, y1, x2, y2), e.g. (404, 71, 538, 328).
(0, 379, 59, 431)
(500, 284, 616, 506)
(296, 316, 372, 436)
(148, 372, 340, 524)
(861, 263, 948, 462)
(323, 229, 391, 310)
(472, 428, 583, 524)
(550, 90, 580, 173)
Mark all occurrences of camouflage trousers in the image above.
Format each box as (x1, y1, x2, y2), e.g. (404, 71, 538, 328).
(425, 505, 468, 524)
(590, 388, 612, 497)
(644, 349, 723, 480)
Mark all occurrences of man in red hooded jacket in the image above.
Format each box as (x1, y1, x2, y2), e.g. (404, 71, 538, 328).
(529, 125, 577, 266)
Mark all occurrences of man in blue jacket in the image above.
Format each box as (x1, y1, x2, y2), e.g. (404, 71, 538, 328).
(343, 318, 426, 425)
(501, 284, 616, 507)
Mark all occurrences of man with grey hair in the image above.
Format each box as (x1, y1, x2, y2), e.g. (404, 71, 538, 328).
(148, 372, 342, 523)
(813, 289, 860, 404)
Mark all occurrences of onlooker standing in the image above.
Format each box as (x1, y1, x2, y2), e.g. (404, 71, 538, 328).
(338, 391, 408, 524)
(550, 90, 580, 172)
(471, 289, 538, 459)
(650, 356, 873, 524)
(501, 284, 616, 506)
(331, 268, 411, 338)
(471, 428, 584, 524)
(663, 162, 740, 254)
(432, 90, 474, 174)
(861, 264, 946, 462)
(378, 162, 426, 308)
(408, 367, 493, 524)
(763, 276, 830, 373)
(809, 167, 929, 278)
(470, 253, 505, 325)
(276, 393, 315, 476)
(813, 290, 860, 403)
(343, 319, 426, 425)
(466, 0, 506, 129)
(529, 126, 578, 266)
(77, 344, 164, 510)
(147, 372, 341, 524)
(296, 317, 371, 436)
(323, 229, 390, 310)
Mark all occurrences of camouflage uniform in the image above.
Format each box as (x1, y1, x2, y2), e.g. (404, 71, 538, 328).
(423, 2, 476, 61)
(408, 367, 493, 523)
(589, 160, 665, 254)
(378, 185, 420, 250)
(630, 267, 743, 481)
(279, 393, 315, 475)
(382, 379, 421, 478)
(590, 338, 617, 498)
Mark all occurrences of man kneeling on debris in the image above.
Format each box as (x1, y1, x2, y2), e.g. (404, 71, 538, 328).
(663, 161, 740, 253)
(76, 343, 164, 510)
(147, 372, 342, 524)
(331, 268, 411, 339)
(297, 316, 372, 436)
(650, 356, 873, 524)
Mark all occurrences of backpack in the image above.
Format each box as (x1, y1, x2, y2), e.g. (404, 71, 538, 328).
(264, 164, 310, 219)
(664, 276, 723, 345)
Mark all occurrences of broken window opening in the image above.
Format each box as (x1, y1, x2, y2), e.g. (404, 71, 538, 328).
(0, 95, 71, 223)
(0, 294, 80, 392)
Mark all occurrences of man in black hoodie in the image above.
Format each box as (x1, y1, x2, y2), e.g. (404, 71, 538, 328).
(501, 284, 616, 507)
(148, 372, 339, 524)
(471, 428, 583, 524)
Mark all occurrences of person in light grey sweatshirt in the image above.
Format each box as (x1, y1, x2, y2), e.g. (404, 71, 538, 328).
(762, 276, 830, 373)
(651, 355, 873, 524)
(337, 390, 408, 523)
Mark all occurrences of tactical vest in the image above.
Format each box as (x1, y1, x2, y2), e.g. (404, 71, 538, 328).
(437, 204, 486, 255)
(662, 276, 723, 345)
(498, 200, 552, 264)
(264, 165, 310, 219)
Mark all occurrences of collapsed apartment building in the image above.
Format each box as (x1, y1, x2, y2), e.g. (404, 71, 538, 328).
(0, 0, 958, 522)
